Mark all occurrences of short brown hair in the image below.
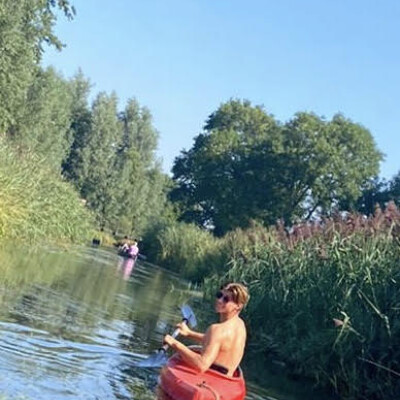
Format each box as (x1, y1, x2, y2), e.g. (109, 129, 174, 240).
(223, 283, 249, 307)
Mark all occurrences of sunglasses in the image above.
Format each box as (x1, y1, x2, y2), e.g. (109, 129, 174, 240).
(216, 291, 233, 303)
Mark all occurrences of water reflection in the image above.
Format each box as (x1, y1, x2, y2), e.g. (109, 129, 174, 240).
(0, 245, 310, 400)
(116, 257, 136, 280)
(0, 245, 194, 399)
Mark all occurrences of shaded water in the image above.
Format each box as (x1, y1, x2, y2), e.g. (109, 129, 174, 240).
(0, 245, 313, 400)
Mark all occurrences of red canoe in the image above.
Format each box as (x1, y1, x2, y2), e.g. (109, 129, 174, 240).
(158, 347, 246, 400)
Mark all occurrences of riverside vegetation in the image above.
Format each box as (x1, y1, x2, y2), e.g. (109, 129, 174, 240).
(206, 204, 400, 399)
(153, 205, 400, 399)
(142, 207, 400, 399)
(1, 1, 400, 399)
(0, 139, 93, 243)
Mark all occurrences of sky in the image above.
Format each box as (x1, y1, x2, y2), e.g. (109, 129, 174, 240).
(43, 0, 400, 178)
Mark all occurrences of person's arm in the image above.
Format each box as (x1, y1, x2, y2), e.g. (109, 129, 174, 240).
(164, 325, 221, 373)
(187, 330, 205, 342)
(176, 322, 204, 343)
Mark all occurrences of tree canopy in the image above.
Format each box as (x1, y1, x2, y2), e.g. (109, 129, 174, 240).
(0, 0, 74, 132)
(171, 100, 383, 235)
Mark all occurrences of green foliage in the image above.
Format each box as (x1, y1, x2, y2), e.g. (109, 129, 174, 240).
(0, 139, 93, 243)
(62, 70, 92, 185)
(60, 83, 172, 236)
(171, 100, 382, 235)
(350, 170, 400, 215)
(110, 99, 168, 236)
(120, 98, 159, 164)
(204, 204, 400, 399)
(389, 171, 400, 204)
(11, 67, 74, 170)
(78, 92, 122, 228)
(0, 0, 74, 132)
(150, 221, 224, 282)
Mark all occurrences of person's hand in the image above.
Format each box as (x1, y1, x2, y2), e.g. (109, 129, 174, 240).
(176, 322, 191, 337)
(163, 334, 176, 347)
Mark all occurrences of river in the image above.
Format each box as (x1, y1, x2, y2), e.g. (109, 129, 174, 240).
(0, 245, 325, 400)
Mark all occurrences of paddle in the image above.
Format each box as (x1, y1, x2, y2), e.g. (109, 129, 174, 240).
(134, 304, 197, 368)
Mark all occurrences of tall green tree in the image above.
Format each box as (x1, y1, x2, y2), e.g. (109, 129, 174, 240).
(388, 171, 400, 203)
(171, 100, 281, 233)
(12, 67, 73, 170)
(352, 171, 400, 215)
(171, 100, 382, 235)
(0, 0, 74, 132)
(112, 99, 166, 235)
(279, 112, 382, 218)
(62, 70, 92, 186)
(120, 99, 158, 164)
(348, 177, 389, 215)
(80, 92, 122, 228)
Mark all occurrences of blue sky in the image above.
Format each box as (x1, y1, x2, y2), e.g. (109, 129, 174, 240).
(43, 0, 400, 178)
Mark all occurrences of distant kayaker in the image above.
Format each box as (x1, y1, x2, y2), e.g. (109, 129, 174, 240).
(120, 236, 130, 251)
(128, 241, 139, 259)
(163, 282, 249, 377)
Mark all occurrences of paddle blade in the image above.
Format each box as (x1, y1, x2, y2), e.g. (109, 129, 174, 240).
(180, 304, 197, 328)
(133, 304, 197, 368)
(134, 350, 168, 368)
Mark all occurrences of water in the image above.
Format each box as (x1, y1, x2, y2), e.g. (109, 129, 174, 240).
(0, 245, 313, 400)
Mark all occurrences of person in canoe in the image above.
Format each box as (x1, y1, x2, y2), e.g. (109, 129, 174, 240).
(119, 236, 130, 252)
(127, 240, 139, 259)
(163, 282, 249, 377)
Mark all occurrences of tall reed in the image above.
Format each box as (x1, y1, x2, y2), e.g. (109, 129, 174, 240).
(205, 205, 400, 399)
(0, 139, 93, 244)
(152, 222, 225, 281)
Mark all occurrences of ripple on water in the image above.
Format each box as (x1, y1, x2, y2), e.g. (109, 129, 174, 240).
(0, 247, 284, 400)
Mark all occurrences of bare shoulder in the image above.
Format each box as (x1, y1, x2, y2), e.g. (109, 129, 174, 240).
(206, 323, 224, 337)
(207, 323, 222, 333)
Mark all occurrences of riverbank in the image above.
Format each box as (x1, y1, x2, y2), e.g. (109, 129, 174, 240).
(244, 358, 339, 400)
(208, 209, 400, 400)
(0, 139, 94, 245)
(148, 207, 400, 399)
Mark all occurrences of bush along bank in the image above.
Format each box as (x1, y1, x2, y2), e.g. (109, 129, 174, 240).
(0, 140, 94, 244)
(202, 204, 400, 400)
(141, 221, 227, 282)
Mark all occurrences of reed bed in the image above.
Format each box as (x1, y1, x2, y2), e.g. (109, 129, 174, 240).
(0, 140, 93, 244)
(205, 205, 400, 399)
(152, 222, 225, 281)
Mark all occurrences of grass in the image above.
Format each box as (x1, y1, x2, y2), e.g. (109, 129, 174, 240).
(0, 138, 94, 244)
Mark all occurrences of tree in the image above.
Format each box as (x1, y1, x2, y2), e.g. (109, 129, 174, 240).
(12, 67, 73, 171)
(120, 99, 159, 165)
(171, 100, 281, 234)
(0, 0, 74, 132)
(80, 92, 122, 228)
(353, 171, 400, 215)
(112, 99, 166, 235)
(349, 177, 390, 215)
(279, 112, 382, 218)
(388, 171, 400, 204)
(62, 70, 93, 186)
(171, 100, 383, 235)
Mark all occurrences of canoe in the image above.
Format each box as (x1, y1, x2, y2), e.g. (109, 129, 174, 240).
(118, 250, 146, 260)
(158, 347, 246, 400)
(118, 250, 136, 259)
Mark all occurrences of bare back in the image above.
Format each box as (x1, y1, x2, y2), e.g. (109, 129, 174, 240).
(202, 316, 246, 376)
